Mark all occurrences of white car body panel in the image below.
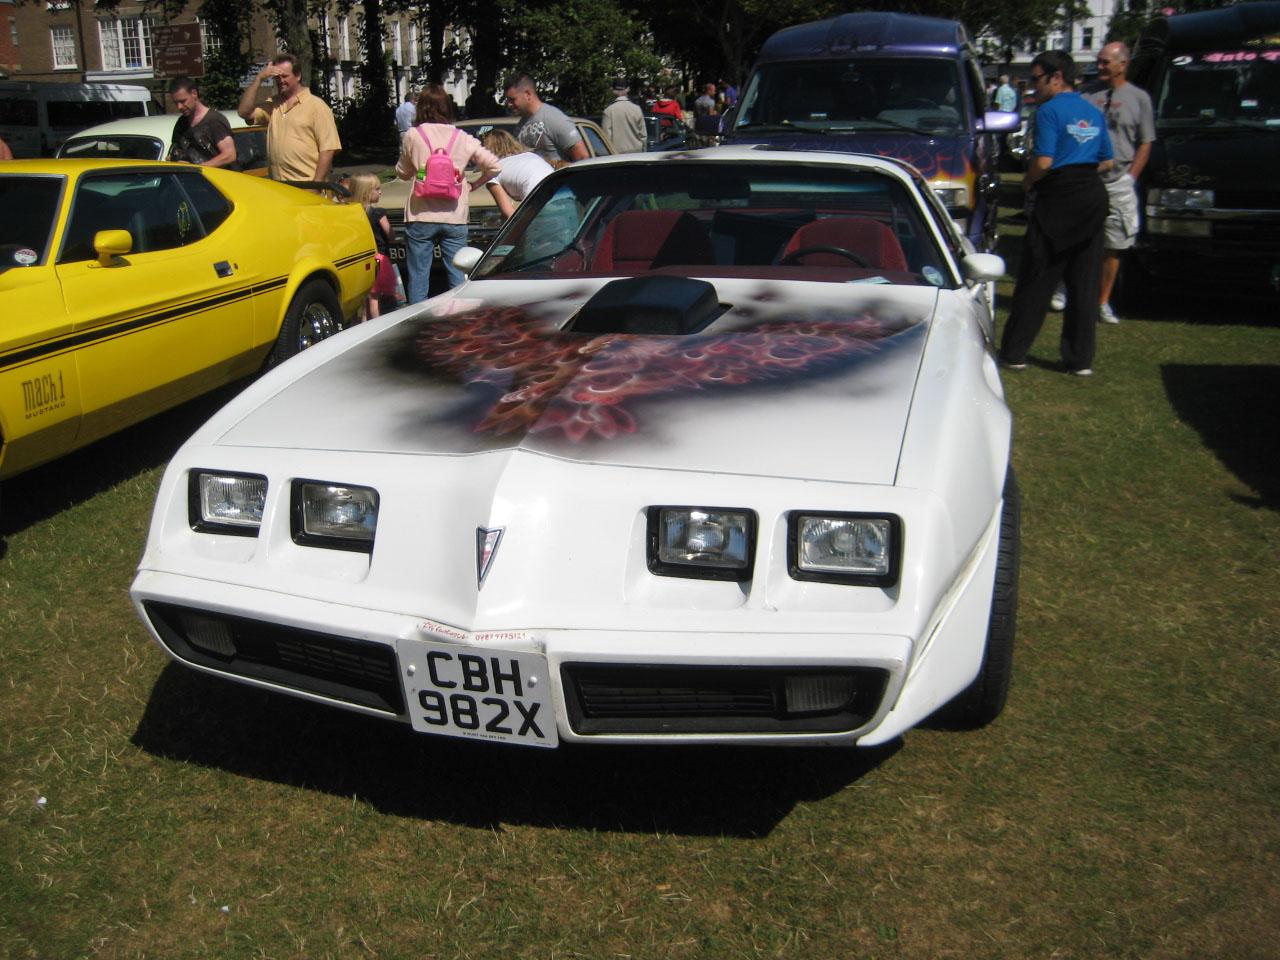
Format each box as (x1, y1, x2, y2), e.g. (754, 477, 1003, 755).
(131, 147, 1015, 749)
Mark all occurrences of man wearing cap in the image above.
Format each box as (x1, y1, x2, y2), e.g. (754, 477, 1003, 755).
(602, 82, 647, 153)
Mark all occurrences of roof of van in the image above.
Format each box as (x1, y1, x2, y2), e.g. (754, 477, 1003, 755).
(1138, 1, 1280, 51)
(755, 12, 971, 63)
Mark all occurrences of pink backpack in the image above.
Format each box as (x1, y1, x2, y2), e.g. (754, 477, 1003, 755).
(413, 126, 463, 200)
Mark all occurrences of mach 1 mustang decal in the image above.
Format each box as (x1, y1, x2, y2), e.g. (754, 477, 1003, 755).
(394, 305, 919, 443)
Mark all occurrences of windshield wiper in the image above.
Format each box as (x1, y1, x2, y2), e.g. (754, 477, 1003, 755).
(858, 117, 937, 136)
(733, 122, 831, 135)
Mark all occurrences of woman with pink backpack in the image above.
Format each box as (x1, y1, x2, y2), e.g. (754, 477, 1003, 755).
(395, 84, 502, 302)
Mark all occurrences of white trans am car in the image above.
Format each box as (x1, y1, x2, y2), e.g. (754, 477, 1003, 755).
(131, 146, 1018, 750)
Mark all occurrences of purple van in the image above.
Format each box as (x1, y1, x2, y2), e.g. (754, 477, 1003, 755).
(728, 12, 1019, 251)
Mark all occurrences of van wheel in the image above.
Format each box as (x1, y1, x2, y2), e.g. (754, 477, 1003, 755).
(267, 279, 342, 369)
(934, 469, 1021, 729)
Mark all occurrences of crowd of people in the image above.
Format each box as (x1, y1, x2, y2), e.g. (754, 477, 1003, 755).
(5, 45, 1150, 375)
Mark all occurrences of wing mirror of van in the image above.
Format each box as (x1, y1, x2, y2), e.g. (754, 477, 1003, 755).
(982, 111, 1022, 134)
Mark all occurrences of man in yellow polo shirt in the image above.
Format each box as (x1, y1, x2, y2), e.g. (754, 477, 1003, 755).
(238, 54, 341, 183)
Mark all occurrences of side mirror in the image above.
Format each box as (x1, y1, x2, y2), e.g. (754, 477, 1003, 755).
(961, 253, 1006, 282)
(452, 246, 484, 274)
(94, 229, 133, 266)
(983, 110, 1021, 134)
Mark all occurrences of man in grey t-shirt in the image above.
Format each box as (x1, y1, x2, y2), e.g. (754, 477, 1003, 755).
(1088, 42, 1156, 322)
(504, 72, 588, 163)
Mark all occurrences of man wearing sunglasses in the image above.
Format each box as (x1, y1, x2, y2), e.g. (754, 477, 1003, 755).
(1000, 51, 1114, 377)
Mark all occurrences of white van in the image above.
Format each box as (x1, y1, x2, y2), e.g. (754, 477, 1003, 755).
(0, 81, 161, 157)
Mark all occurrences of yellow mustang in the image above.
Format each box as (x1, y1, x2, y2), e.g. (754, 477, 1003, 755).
(0, 159, 376, 483)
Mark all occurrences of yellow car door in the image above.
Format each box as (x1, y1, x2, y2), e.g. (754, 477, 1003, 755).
(0, 172, 84, 480)
(54, 168, 257, 448)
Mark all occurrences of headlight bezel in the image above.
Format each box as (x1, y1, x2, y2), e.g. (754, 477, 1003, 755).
(1150, 187, 1215, 209)
(646, 505, 757, 581)
(188, 470, 268, 537)
(291, 479, 380, 553)
(788, 511, 902, 587)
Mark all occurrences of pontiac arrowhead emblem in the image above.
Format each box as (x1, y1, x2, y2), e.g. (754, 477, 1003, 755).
(476, 527, 504, 587)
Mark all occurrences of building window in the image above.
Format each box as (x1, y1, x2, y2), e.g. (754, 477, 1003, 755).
(51, 24, 77, 68)
(1082, 27, 1095, 50)
(391, 20, 402, 64)
(197, 17, 220, 57)
(98, 17, 154, 71)
(338, 15, 349, 60)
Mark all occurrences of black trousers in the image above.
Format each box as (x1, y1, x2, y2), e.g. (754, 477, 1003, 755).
(1000, 203, 1105, 371)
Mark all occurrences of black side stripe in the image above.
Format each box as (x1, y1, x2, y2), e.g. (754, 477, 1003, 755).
(2, 275, 288, 373)
(336, 250, 377, 269)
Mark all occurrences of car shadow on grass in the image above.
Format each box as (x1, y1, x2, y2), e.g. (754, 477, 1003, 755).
(0, 381, 249, 553)
(132, 663, 899, 837)
(1162, 363, 1280, 510)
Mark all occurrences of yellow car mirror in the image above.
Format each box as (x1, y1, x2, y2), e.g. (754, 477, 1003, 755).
(95, 229, 133, 266)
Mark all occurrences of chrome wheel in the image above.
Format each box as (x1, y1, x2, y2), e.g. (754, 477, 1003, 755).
(297, 300, 339, 352)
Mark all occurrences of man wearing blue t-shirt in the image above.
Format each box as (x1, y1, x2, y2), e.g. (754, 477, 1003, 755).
(1000, 51, 1114, 377)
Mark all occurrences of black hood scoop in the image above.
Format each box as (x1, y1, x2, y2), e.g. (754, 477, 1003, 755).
(565, 276, 725, 336)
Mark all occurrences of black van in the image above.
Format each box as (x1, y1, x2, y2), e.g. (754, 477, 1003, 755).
(727, 12, 1019, 252)
(1128, 2, 1280, 296)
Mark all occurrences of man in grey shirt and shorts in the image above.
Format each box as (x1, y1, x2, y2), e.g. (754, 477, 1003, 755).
(1089, 42, 1156, 323)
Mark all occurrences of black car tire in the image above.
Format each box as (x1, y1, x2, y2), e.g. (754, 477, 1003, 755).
(935, 468, 1020, 729)
(267, 278, 343, 369)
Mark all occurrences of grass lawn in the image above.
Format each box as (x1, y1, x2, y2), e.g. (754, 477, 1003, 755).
(1, 181, 1278, 959)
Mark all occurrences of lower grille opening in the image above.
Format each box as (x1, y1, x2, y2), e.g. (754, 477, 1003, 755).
(143, 601, 404, 715)
(562, 663, 888, 735)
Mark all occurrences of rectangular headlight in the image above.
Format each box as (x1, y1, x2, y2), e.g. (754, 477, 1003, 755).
(789, 513, 901, 586)
(189, 471, 267, 536)
(292, 480, 379, 552)
(1150, 188, 1214, 209)
(647, 506, 756, 580)
(932, 185, 970, 209)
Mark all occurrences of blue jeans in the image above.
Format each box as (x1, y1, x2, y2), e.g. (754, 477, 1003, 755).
(405, 220, 469, 303)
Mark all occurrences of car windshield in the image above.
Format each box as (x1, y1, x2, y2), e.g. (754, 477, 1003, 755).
(1157, 48, 1280, 124)
(0, 175, 63, 272)
(472, 161, 954, 287)
(58, 134, 165, 160)
(735, 58, 967, 135)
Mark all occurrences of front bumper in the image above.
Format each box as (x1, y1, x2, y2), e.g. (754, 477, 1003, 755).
(131, 495, 1001, 749)
(1139, 204, 1280, 290)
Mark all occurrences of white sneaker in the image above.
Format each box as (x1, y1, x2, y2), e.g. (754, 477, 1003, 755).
(1050, 290, 1067, 311)
(1099, 303, 1120, 324)
(1070, 367, 1094, 377)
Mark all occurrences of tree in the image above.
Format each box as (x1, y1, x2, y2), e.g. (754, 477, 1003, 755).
(197, 0, 256, 109)
(505, 0, 663, 115)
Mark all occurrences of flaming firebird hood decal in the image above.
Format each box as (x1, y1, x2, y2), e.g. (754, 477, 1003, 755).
(393, 304, 917, 443)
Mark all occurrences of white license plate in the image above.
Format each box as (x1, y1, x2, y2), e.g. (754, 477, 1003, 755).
(396, 638, 557, 748)
(388, 244, 440, 260)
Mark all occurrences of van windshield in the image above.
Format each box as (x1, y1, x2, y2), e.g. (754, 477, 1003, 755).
(735, 59, 967, 135)
(1157, 49, 1280, 125)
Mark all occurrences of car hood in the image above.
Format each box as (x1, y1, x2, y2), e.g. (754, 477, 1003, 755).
(215, 278, 937, 485)
(728, 131, 971, 181)
(1149, 125, 1280, 192)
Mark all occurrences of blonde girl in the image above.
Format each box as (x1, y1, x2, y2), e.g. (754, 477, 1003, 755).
(347, 173, 395, 319)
